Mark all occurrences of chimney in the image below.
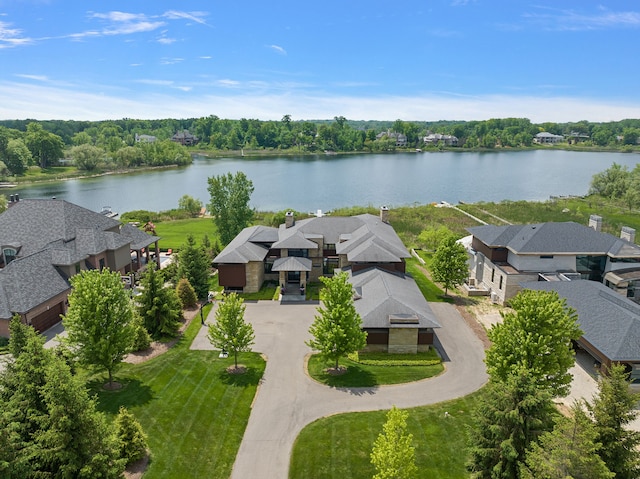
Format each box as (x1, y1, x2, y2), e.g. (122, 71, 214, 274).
(285, 211, 295, 228)
(588, 214, 602, 232)
(9, 194, 14, 203)
(14, 193, 19, 202)
(380, 205, 389, 224)
(621, 226, 636, 243)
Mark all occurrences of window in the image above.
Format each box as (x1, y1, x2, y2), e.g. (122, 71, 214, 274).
(491, 268, 495, 282)
(75, 263, 81, 274)
(323, 257, 339, 274)
(540, 255, 554, 259)
(3, 248, 17, 265)
(99, 258, 105, 270)
(264, 258, 275, 274)
(288, 249, 308, 258)
(499, 276, 503, 290)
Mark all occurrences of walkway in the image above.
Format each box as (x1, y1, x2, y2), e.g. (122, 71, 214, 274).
(191, 301, 488, 479)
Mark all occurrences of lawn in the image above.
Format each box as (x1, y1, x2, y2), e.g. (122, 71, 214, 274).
(153, 217, 218, 251)
(405, 257, 453, 303)
(289, 391, 482, 479)
(307, 350, 443, 387)
(91, 315, 265, 479)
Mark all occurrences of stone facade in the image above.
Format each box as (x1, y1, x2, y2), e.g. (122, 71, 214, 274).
(245, 261, 265, 293)
(388, 328, 418, 354)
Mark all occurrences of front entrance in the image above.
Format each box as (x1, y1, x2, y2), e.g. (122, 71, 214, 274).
(287, 271, 300, 282)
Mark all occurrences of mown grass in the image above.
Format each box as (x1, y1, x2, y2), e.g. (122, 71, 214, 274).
(405, 257, 453, 303)
(307, 351, 443, 387)
(290, 391, 482, 479)
(153, 217, 218, 251)
(239, 281, 278, 300)
(91, 315, 265, 479)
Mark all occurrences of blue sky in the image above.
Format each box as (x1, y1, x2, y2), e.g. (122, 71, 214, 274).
(0, 1, 639, 122)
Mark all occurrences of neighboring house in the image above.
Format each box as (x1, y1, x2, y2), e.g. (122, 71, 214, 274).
(466, 216, 640, 304)
(214, 207, 410, 294)
(171, 130, 198, 146)
(349, 267, 440, 353)
(376, 130, 408, 147)
(423, 133, 458, 146)
(0, 198, 160, 336)
(134, 133, 157, 143)
(523, 280, 640, 379)
(534, 132, 564, 144)
(567, 131, 590, 144)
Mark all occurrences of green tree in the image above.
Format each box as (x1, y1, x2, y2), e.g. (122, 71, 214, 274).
(130, 311, 152, 352)
(4, 138, 31, 175)
(178, 194, 203, 217)
(589, 162, 630, 199)
(0, 194, 6, 213)
(468, 370, 556, 479)
(69, 143, 105, 171)
(521, 405, 613, 479)
(177, 234, 211, 300)
(370, 406, 418, 479)
(114, 406, 148, 465)
(588, 364, 640, 479)
(430, 235, 469, 295)
(8, 313, 30, 358)
(176, 277, 198, 309)
(63, 269, 136, 387)
(207, 171, 255, 245)
(417, 225, 454, 251)
(137, 262, 182, 338)
(306, 272, 367, 370)
(207, 292, 255, 370)
(24, 122, 64, 168)
(485, 289, 581, 397)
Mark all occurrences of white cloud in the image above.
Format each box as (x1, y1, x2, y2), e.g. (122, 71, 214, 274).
(268, 44, 287, 55)
(0, 20, 32, 48)
(14, 73, 48, 81)
(157, 37, 176, 44)
(524, 6, 640, 31)
(1, 80, 639, 123)
(160, 57, 184, 65)
(199, 55, 212, 60)
(163, 10, 209, 26)
(218, 79, 241, 87)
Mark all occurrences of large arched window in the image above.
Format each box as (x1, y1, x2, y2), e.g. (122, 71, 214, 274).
(3, 248, 17, 265)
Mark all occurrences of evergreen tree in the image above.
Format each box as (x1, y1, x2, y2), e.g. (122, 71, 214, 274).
(468, 370, 555, 479)
(370, 406, 418, 479)
(114, 406, 148, 465)
(431, 235, 469, 295)
(521, 405, 613, 479)
(63, 268, 136, 387)
(307, 272, 367, 370)
(8, 313, 31, 358)
(485, 289, 581, 398)
(137, 262, 182, 338)
(207, 292, 255, 370)
(176, 277, 198, 309)
(588, 364, 640, 479)
(178, 234, 211, 300)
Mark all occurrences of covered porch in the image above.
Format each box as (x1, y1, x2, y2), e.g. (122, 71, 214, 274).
(272, 256, 312, 298)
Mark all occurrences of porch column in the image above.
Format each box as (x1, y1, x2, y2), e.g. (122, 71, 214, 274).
(155, 240, 160, 268)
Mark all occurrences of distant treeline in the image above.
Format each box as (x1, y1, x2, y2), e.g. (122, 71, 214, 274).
(1, 116, 639, 177)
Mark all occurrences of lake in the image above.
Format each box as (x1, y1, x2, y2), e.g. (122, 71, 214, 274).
(7, 150, 640, 214)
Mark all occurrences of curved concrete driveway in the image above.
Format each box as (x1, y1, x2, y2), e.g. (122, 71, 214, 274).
(191, 301, 487, 479)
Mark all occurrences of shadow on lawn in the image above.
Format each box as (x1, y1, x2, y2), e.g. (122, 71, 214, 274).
(91, 378, 155, 414)
(322, 365, 378, 389)
(218, 366, 263, 386)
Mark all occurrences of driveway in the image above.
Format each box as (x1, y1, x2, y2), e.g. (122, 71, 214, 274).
(191, 301, 488, 479)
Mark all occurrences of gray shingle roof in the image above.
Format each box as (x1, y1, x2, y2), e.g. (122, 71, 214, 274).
(348, 267, 440, 329)
(468, 222, 640, 256)
(213, 225, 274, 263)
(272, 256, 312, 272)
(119, 223, 160, 250)
(522, 280, 640, 362)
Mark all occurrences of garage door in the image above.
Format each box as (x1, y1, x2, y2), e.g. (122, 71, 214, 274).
(31, 303, 64, 333)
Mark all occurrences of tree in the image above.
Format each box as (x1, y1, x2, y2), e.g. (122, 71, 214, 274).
(485, 289, 581, 397)
(24, 122, 64, 168)
(62, 269, 136, 387)
(69, 144, 105, 171)
(178, 194, 203, 217)
(114, 406, 148, 465)
(306, 272, 367, 370)
(177, 234, 211, 300)
(468, 369, 555, 479)
(176, 277, 198, 309)
(8, 313, 30, 358)
(430, 235, 469, 295)
(0, 194, 6, 213)
(137, 262, 182, 338)
(370, 406, 418, 479)
(207, 171, 255, 245)
(207, 292, 255, 370)
(520, 405, 613, 479)
(588, 364, 640, 479)
(4, 138, 31, 175)
(417, 225, 454, 251)
(589, 162, 630, 199)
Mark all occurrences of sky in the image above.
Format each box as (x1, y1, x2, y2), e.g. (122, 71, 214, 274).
(0, 1, 639, 123)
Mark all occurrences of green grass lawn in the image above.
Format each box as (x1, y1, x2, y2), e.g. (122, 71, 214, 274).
(289, 391, 482, 479)
(153, 217, 218, 251)
(307, 350, 443, 387)
(405, 257, 453, 303)
(91, 315, 265, 479)
(238, 281, 278, 300)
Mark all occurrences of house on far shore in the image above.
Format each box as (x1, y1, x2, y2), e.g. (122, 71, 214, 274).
(533, 131, 564, 144)
(171, 130, 199, 146)
(0, 197, 160, 337)
(423, 133, 458, 146)
(134, 133, 157, 143)
(376, 130, 408, 147)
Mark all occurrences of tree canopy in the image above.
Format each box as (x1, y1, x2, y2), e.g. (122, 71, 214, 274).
(430, 234, 469, 295)
(137, 262, 183, 338)
(370, 406, 418, 479)
(207, 171, 255, 245)
(207, 292, 255, 370)
(177, 234, 211, 300)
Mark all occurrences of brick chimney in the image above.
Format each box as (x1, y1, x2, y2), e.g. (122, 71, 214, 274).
(621, 226, 636, 243)
(588, 214, 602, 232)
(380, 205, 389, 224)
(285, 211, 295, 228)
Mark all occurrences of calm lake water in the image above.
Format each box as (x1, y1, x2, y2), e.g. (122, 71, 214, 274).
(6, 150, 640, 214)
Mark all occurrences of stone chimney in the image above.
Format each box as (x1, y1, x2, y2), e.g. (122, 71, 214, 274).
(380, 205, 389, 224)
(285, 211, 295, 228)
(588, 214, 602, 232)
(621, 226, 636, 243)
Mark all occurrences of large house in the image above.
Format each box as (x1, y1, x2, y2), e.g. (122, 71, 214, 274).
(466, 215, 640, 304)
(534, 132, 564, 144)
(0, 197, 160, 336)
(423, 133, 458, 146)
(171, 130, 198, 146)
(214, 207, 439, 352)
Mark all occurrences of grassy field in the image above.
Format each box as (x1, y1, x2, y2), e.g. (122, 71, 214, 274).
(405, 257, 453, 303)
(289, 391, 482, 479)
(91, 314, 265, 479)
(307, 350, 443, 387)
(153, 217, 218, 251)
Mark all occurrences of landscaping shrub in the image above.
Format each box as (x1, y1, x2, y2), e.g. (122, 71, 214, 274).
(131, 313, 152, 352)
(176, 277, 198, 308)
(115, 406, 148, 465)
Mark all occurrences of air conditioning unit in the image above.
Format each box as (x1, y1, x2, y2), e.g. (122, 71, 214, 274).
(490, 292, 499, 304)
(468, 278, 476, 287)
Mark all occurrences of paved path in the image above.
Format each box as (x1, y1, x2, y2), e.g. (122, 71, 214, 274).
(191, 301, 488, 479)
